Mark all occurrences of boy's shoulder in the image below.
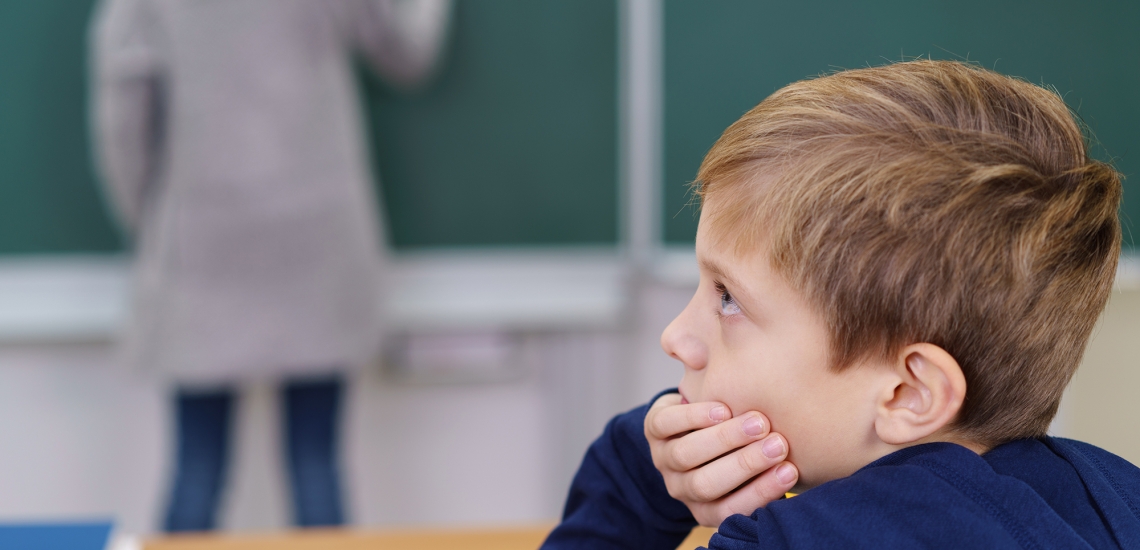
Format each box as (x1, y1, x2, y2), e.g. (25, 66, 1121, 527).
(714, 438, 1140, 549)
(546, 398, 1140, 549)
(1045, 436, 1140, 497)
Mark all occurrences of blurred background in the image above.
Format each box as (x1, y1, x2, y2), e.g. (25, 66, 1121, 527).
(0, 0, 1137, 537)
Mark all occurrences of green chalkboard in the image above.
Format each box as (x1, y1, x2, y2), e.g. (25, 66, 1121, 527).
(364, 0, 618, 248)
(0, 0, 118, 254)
(664, 0, 1140, 248)
(11, 1, 1133, 253)
(0, 0, 617, 254)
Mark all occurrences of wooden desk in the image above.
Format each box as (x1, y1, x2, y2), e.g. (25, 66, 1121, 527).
(144, 525, 717, 550)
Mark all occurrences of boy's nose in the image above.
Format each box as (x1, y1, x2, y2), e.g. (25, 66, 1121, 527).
(660, 298, 708, 371)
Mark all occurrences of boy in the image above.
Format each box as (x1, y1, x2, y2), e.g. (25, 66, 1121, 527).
(543, 60, 1140, 548)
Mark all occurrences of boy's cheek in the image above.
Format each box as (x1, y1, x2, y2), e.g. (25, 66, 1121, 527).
(700, 374, 758, 416)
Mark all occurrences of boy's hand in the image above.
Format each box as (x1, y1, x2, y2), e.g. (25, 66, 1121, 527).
(645, 393, 798, 527)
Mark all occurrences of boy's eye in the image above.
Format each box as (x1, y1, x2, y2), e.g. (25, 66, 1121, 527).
(716, 283, 741, 316)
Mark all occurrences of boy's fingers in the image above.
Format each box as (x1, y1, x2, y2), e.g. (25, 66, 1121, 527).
(697, 458, 807, 527)
(679, 434, 788, 502)
(662, 412, 771, 471)
(707, 460, 798, 523)
(645, 393, 681, 442)
(647, 392, 683, 413)
(645, 398, 732, 440)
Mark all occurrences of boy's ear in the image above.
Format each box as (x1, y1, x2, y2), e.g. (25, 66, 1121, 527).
(873, 343, 966, 446)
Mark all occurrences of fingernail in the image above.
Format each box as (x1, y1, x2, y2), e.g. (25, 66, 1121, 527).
(742, 415, 765, 436)
(762, 436, 785, 458)
(775, 463, 796, 484)
(709, 406, 728, 422)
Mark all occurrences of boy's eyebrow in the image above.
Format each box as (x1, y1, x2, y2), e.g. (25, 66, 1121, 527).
(699, 257, 745, 291)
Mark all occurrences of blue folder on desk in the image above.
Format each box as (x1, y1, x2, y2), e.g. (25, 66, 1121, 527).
(0, 521, 112, 550)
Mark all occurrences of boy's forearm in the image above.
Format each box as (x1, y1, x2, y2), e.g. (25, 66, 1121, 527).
(542, 392, 697, 549)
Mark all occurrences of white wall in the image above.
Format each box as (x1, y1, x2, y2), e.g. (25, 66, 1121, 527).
(1064, 287, 1140, 465)
(0, 344, 163, 531)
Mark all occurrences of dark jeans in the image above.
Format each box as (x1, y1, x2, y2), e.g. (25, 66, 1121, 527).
(163, 376, 345, 532)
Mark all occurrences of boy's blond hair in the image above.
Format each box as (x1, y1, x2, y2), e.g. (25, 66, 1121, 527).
(696, 60, 1121, 446)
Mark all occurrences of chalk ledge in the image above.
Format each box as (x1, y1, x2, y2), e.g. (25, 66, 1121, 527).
(0, 249, 632, 342)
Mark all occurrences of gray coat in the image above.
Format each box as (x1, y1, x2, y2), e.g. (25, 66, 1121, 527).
(90, 0, 450, 383)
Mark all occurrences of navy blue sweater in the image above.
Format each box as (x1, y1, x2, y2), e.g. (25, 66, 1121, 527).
(544, 394, 1140, 549)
